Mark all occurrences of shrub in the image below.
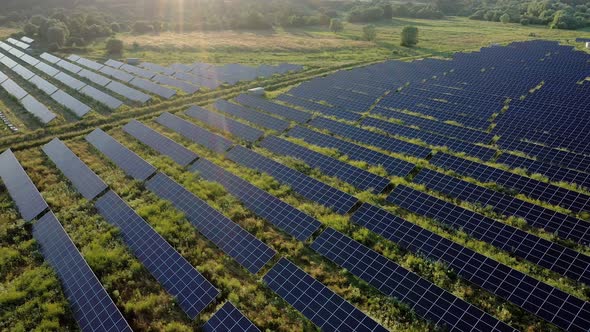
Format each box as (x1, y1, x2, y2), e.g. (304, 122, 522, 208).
(23, 23, 38, 37)
(329, 18, 344, 32)
(362, 24, 377, 41)
(132, 21, 153, 34)
(106, 38, 124, 54)
(401, 26, 419, 47)
(500, 13, 511, 23)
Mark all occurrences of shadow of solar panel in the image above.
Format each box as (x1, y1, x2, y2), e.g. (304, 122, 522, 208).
(225, 146, 358, 214)
(185, 106, 263, 143)
(275, 94, 361, 122)
(309, 117, 431, 159)
(351, 203, 590, 332)
(51, 90, 92, 117)
(129, 77, 176, 99)
(190, 158, 321, 241)
(387, 185, 590, 284)
(42, 138, 107, 200)
(312, 228, 516, 332)
(430, 153, 590, 214)
(263, 258, 387, 331)
(0, 149, 48, 221)
(288, 126, 415, 177)
(32, 211, 133, 332)
(202, 302, 259, 332)
(78, 69, 111, 87)
(34, 61, 60, 77)
(260, 136, 390, 193)
(235, 94, 311, 123)
(80, 85, 124, 110)
(21, 95, 56, 124)
(105, 81, 151, 103)
(153, 74, 199, 94)
(54, 72, 86, 91)
(156, 112, 233, 153)
(123, 119, 198, 167)
(1, 78, 28, 100)
(29, 75, 58, 95)
(413, 168, 590, 245)
(12, 64, 34, 80)
(100, 66, 134, 82)
(213, 100, 289, 132)
(56, 59, 83, 74)
(95, 190, 219, 319)
(145, 172, 276, 274)
(86, 128, 156, 181)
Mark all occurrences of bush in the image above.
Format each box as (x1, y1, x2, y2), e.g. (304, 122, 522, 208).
(362, 24, 377, 41)
(110, 22, 120, 33)
(106, 38, 124, 54)
(23, 23, 38, 37)
(348, 6, 385, 23)
(500, 13, 511, 23)
(47, 25, 67, 47)
(329, 18, 344, 33)
(132, 21, 153, 34)
(520, 18, 530, 25)
(401, 26, 419, 47)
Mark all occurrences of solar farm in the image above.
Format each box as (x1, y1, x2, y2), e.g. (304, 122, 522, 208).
(1, 38, 590, 332)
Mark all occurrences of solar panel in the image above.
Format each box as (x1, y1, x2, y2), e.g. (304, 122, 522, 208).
(0, 41, 12, 51)
(55, 59, 83, 74)
(145, 172, 276, 274)
(213, 100, 290, 132)
(235, 94, 312, 123)
(67, 54, 81, 62)
(128, 77, 176, 99)
(105, 81, 151, 103)
(51, 90, 92, 117)
(413, 168, 590, 245)
(311, 228, 515, 332)
(29, 75, 58, 95)
(8, 47, 24, 58)
(32, 211, 133, 332)
(0, 70, 7, 83)
(99, 66, 134, 82)
(21, 95, 57, 124)
(75, 57, 104, 71)
(95, 190, 219, 318)
(225, 146, 358, 214)
(202, 302, 259, 332)
(80, 85, 124, 110)
(185, 106, 263, 143)
(351, 203, 590, 332)
(309, 117, 431, 159)
(86, 128, 156, 181)
(260, 136, 390, 193)
(280, 94, 363, 121)
(78, 69, 111, 87)
(34, 61, 60, 77)
(12, 64, 34, 80)
(140, 62, 175, 75)
(120, 64, 155, 79)
(0, 149, 48, 221)
(0, 55, 18, 68)
(263, 258, 387, 331)
(104, 59, 124, 69)
(156, 112, 234, 153)
(387, 185, 590, 284)
(153, 74, 199, 94)
(1, 78, 28, 100)
(21, 36, 34, 44)
(42, 138, 108, 200)
(54, 72, 86, 91)
(123, 119, 198, 167)
(19, 53, 39, 66)
(189, 158, 321, 241)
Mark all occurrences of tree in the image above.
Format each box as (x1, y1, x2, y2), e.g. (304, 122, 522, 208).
(382, 4, 393, 20)
(401, 26, 419, 46)
(110, 22, 120, 33)
(133, 21, 153, 34)
(23, 23, 38, 37)
(106, 38, 124, 54)
(47, 25, 68, 47)
(500, 13, 511, 23)
(362, 24, 377, 41)
(329, 18, 343, 32)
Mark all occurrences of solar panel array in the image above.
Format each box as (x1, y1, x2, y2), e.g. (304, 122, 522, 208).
(263, 258, 388, 332)
(234, 94, 312, 123)
(86, 128, 157, 181)
(185, 106, 264, 143)
(95, 190, 219, 319)
(146, 172, 276, 274)
(190, 158, 322, 241)
(156, 112, 234, 153)
(311, 228, 516, 332)
(42, 138, 108, 200)
(202, 302, 259, 332)
(213, 99, 290, 132)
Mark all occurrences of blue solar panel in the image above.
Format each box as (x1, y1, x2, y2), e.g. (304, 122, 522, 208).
(95, 190, 219, 319)
(189, 158, 321, 241)
(85, 128, 157, 181)
(225, 146, 358, 214)
(234, 94, 312, 123)
(309, 117, 431, 159)
(41, 138, 107, 200)
(185, 106, 263, 143)
(213, 100, 290, 132)
(32, 211, 132, 332)
(287, 126, 415, 177)
(260, 136, 390, 193)
(413, 168, 590, 245)
(275, 94, 362, 122)
(145, 172, 275, 274)
(263, 258, 387, 331)
(311, 228, 516, 332)
(351, 203, 590, 332)
(202, 302, 259, 332)
(123, 119, 198, 167)
(387, 185, 590, 284)
(0, 149, 48, 221)
(156, 112, 234, 153)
